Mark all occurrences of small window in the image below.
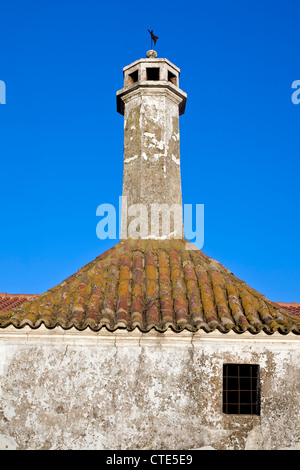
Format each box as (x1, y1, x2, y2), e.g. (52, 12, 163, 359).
(127, 70, 138, 85)
(223, 364, 260, 415)
(168, 70, 177, 86)
(147, 67, 160, 81)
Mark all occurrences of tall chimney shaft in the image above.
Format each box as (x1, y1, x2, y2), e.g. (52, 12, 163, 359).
(117, 50, 187, 239)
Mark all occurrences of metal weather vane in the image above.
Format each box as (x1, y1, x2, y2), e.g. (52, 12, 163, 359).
(148, 29, 159, 49)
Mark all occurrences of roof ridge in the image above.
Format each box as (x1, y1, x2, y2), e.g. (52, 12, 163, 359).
(0, 293, 38, 298)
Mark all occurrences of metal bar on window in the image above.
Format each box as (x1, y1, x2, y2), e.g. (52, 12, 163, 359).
(226, 365, 229, 414)
(238, 365, 240, 414)
(223, 363, 260, 415)
(250, 365, 253, 415)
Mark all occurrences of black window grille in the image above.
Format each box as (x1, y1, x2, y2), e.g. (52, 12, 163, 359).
(223, 364, 260, 415)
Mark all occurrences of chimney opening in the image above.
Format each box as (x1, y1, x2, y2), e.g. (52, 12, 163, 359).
(147, 67, 160, 81)
(127, 70, 139, 85)
(168, 70, 177, 86)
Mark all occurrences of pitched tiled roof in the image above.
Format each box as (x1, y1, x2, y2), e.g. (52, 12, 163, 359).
(276, 302, 300, 317)
(1, 239, 299, 335)
(0, 293, 38, 312)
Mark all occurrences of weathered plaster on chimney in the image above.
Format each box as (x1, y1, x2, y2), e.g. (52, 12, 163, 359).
(117, 55, 187, 239)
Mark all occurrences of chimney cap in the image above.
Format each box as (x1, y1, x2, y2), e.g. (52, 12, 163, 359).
(146, 49, 157, 58)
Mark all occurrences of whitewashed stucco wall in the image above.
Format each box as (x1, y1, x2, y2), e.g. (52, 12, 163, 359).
(0, 326, 299, 450)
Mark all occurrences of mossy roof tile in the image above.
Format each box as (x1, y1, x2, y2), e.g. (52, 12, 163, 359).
(1, 240, 300, 335)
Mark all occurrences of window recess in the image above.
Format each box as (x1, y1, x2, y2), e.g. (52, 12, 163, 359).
(223, 364, 260, 415)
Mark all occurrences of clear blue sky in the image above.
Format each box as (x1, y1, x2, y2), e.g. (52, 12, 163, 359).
(0, 0, 299, 303)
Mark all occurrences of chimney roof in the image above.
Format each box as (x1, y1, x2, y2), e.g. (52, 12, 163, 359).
(1, 239, 299, 335)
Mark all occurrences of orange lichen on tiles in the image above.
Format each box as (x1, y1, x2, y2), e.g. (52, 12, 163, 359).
(158, 249, 174, 326)
(194, 266, 219, 328)
(169, 250, 189, 327)
(145, 251, 159, 328)
(182, 253, 204, 326)
(1, 239, 299, 335)
(210, 271, 235, 331)
(225, 283, 252, 332)
(116, 252, 131, 325)
(131, 251, 144, 328)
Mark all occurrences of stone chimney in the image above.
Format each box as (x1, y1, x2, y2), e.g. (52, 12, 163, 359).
(117, 49, 187, 240)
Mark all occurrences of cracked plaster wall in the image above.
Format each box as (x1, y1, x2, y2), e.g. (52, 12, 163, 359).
(0, 328, 300, 450)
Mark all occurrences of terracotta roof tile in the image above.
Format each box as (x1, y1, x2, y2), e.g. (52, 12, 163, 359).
(276, 302, 300, 317)
(0, 293, 38, 312)
(1, 239, 299, 335)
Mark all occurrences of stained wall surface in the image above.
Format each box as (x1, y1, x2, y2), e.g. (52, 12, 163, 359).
(0, 327, 299, 450)
(121, 89, 183, 239)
